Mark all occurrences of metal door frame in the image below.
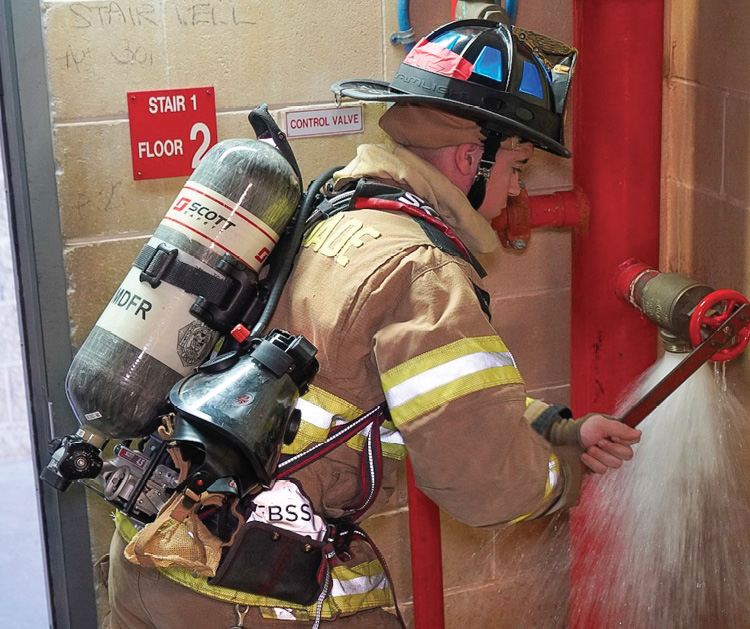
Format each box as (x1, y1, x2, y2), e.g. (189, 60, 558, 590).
(0, 1, 97, 627)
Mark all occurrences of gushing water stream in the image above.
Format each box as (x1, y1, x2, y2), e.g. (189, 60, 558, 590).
(497, 353, 750, 628)
(572, 352, 750, 628)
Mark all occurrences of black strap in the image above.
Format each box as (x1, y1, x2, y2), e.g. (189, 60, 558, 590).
(467, 132, 504, 210)
(134, 243, 234, 305)
(277, 404, 386, 522)
(248, 104, 303, 195)
(415, 219, 487, 279)
(531, 404, 573, 439)
(318, 180, 487, 278)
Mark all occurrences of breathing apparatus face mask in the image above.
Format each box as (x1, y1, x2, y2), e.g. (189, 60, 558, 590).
(167, 330, 318, 497)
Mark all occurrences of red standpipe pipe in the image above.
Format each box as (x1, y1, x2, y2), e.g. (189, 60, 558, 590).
(406, 460, 445, 629)
(402, 5, 456, 626)
(570, 1, 664, 628)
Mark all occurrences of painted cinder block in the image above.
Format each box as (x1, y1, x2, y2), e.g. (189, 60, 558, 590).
(524, 147, 573, 194)
(481, 230, 572, 297)
(439, 511, 495, 590)
(724, 94, 750, 206)
(45, 0, 392, 121)
(664, 79, 723, 194)
(64, 238, 147, 347)
(667, 180, 749, 298)
(54, 120, 182, 241)
(670, 0, 750, 94)
(162, 0, 388, 111)
(43, 1, 168, 121)
(491, 289, 571, 390)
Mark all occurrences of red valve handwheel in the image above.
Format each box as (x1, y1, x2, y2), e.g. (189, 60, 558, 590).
(688, 289, 750, 361)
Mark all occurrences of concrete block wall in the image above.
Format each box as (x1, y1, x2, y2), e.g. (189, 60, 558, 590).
(663, 0, 750, 390)
(42, 1, 575, 625)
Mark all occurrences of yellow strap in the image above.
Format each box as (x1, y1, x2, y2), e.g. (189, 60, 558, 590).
(115, 511, 392, 616)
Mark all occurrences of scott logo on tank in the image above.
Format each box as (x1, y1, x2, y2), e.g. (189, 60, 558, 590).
(172, 196, 237, 230)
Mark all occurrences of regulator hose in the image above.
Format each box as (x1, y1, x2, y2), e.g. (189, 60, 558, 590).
(251, 165, 343, 337)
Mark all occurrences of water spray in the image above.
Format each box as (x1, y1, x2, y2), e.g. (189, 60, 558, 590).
(570, 261, 750, 629)
(614, 259, 750, 427)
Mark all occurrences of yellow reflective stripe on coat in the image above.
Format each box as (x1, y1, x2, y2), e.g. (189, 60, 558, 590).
(115, 511, 392, 618)
(381, 336, 524, 427)
(507, 454, 563, 524)
(282, 385, 406, 460)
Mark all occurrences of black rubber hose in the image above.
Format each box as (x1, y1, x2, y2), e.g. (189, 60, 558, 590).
(251, 165, 342, 337)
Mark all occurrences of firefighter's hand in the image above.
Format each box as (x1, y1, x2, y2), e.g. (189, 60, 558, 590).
(578, 414, 641, 474)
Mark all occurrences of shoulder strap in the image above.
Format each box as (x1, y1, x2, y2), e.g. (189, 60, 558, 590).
(321, 179, 487, 278)
(278, 402, 405, 629)
(277, 403, 387, 521)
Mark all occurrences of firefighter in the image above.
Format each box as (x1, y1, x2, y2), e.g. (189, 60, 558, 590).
(104, 19, 640, 628)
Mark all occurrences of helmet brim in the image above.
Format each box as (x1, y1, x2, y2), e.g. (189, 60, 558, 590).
(332, 79, 571, 158)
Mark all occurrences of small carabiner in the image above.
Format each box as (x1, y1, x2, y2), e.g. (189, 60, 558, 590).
(229, 604, 250, 629)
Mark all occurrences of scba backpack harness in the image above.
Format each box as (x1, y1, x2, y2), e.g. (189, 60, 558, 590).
(314, 178, 492, 318)
(126, 403, 404, 628)
(124, 173, 479, 627)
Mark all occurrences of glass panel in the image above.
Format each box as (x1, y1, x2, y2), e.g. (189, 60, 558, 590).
(0, 118, 50, 629)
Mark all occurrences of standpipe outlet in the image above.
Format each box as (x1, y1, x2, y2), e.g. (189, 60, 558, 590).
(491, 187, 587, 250)
(616, 259, 750, 362)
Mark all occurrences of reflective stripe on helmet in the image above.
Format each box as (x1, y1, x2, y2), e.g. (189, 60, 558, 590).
(403, 39, 475, 80)
(381, 335, 523, 427)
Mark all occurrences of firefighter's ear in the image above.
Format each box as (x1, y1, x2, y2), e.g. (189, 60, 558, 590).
(455, 143, 483, 177)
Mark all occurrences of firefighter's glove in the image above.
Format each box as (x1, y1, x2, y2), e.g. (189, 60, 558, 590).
(563, 413, 641, 475)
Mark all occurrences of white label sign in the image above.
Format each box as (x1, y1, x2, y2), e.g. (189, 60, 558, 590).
(95, 260, 219, 375)
(284, 106, 364, 139)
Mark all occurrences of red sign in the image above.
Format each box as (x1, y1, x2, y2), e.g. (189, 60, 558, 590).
(127, 86, 217, 180)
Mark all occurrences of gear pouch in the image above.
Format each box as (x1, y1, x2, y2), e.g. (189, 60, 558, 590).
(124, 490, 225, 577)
(208, 520, 328, 605)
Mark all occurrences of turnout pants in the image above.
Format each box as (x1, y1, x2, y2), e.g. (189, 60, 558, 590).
(101, 533, 401, 629)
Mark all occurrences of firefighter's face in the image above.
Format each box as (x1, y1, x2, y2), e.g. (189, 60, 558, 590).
(477, 140, 534, 222)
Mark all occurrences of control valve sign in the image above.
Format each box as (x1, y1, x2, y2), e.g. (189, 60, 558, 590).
(127, 86, 218, 180)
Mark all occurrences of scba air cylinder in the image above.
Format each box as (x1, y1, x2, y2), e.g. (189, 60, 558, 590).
(66, 139, 300, 444)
